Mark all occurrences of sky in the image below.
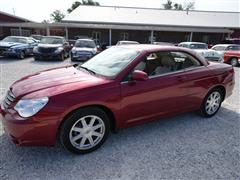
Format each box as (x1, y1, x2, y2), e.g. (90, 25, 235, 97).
(0, 0, 239, 22)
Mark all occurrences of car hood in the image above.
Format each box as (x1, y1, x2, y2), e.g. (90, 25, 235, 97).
(37, 43, 62, 48)
(0, 41, 25, 48)
(11, 65, 108, 98)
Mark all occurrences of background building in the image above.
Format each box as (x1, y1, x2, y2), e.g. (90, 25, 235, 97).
(0, 6, 239, 45)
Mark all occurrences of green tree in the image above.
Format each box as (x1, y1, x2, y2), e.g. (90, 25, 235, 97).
(67, 0, 100, 13)
(173, 3, 183, 10)
(162, 0, 194, 10)
(50, 10, 65, 22)
(162, 0, 173, 10)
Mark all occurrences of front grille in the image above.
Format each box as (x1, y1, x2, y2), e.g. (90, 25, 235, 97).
(0, 47, 9, 54)
(205, 57, 221, 61)
(77, 51, 93, 56)
(1, 90, 15, 110)
(38, 47, 57, 53)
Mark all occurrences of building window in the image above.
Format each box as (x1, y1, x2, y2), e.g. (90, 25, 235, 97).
(10, 28, 31, 37)
(120, 32, 129, 40)
(92, 31, 101, 40)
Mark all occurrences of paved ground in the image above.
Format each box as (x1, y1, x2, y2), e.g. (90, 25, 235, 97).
(0, 57, 239, 180)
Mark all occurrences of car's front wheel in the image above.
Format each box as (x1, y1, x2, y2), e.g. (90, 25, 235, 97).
(60, 107, 110, 154)
(230, 58, 239, 67)
(199, 89, 223, 117)
(18, 51, 25, 59)
(59, 52, 65, 61)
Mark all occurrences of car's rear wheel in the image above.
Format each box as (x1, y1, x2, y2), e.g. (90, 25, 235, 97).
(199, 89, 223, 117)
(60, 107, 110, 154)
(230, 58, 239, 67)
(18, 51, 25, 59)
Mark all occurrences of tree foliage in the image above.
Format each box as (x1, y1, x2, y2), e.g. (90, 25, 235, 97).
(50, 10, 65, 22)
(67, 0, 100, 13)
(162, 0, 194, 10)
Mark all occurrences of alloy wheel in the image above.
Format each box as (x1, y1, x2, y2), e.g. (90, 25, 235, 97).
(205, 91, 221, 115)
(231, 58, 238, 67)
(69, 115, 105, 150)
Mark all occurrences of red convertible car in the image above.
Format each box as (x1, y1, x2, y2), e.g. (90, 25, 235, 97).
(0, 45, 235, 154)
(224, 50, 240, 67)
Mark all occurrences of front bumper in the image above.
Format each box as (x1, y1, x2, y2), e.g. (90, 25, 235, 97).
(33, 51, 62, 60)
(0, 49, 20, 57)
(0, 106, 59, 146)
(71, 53, 94, 61)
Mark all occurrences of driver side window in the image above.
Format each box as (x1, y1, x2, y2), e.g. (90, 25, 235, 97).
(134, 51, 201, 77)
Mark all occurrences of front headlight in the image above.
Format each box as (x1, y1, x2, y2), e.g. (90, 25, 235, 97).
(9, 48, 16, 52)
(55, 47, 63, 53)
(33, 47, 38, 53)
(14, 97, 49, 118)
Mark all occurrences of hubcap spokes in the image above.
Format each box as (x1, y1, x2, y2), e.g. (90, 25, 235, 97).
(69, 115, 105, 150)
(205, 92, 221, 115)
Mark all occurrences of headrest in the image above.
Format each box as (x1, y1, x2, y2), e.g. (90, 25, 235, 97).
(161, 55, 175, 67)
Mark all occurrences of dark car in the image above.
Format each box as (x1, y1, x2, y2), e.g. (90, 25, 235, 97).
(0, 36, 38, 59)
(33, 36, 70, 60)
(71, 39, 99, 61)
(0, 45, 235, 154)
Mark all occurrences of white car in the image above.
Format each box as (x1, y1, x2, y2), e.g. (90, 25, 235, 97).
(178, 42, 223, 62)
(116, 41, 140, 45)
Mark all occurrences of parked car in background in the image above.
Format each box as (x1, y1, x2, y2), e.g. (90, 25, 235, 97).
(0, 36, 38, 59)
(211, 44, 240, 57)
(33, 36, 70, 61)
(116, 41, 140, 45)
(153, 42, 175, 46)
(30, 34, 44, 42)
(0, 45, 235, 154)
(178, 42, 223, 62)
(223, 50, 240, 67)
(71, 39, 100, 61)
(221, 38, 240, 45)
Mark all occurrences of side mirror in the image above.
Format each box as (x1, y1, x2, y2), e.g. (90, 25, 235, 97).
(130, 70, 148, 82)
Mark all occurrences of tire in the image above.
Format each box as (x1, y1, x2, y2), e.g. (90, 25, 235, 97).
(18, 51, 25, 59)
(199, 89, 223, 117)
(34, 56, 39, 61)
(230, 58, 239, 67)
(59, 52, 65, 61)
(60, 107, 110, 154)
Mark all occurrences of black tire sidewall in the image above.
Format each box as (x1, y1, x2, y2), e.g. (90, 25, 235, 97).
(200, 89, 223, 117)
(19, 51, 25, 59)
(60, 107, 110, 154)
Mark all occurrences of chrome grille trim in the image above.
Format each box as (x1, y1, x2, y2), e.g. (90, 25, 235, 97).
(1, 90, 15, 110)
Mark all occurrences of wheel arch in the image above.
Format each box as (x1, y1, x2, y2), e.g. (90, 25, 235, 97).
(207, 85, 226, 101)
(57, 104, 118, 137)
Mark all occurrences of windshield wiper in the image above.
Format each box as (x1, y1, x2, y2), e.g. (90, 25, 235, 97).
(78, 66, 96, 75)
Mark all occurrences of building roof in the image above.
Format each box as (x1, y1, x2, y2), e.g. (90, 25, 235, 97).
(63, 5, 240, 29)
(0, 10, 33, 23)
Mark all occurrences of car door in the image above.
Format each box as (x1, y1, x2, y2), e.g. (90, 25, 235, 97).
(26, 39, 37, 54)
(120, 51, 191, 126)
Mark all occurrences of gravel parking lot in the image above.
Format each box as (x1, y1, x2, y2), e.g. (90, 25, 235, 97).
(0, 57, 239, 180)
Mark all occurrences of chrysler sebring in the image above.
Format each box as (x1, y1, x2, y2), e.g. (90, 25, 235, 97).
(0, 45, 235, 154)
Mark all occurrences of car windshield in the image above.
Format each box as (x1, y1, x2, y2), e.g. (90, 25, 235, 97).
(79, 47, 140, 78)
(228, 46, 240, 51)
(40, 37, 63, 44)
(2, 37, 27, 44)
(75, 40, 96, 48)
(189, 44, 208, 49)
